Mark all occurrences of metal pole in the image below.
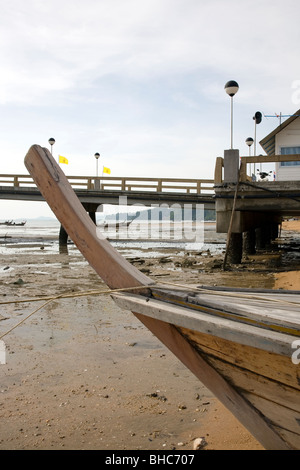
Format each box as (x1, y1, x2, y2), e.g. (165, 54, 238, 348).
(249, 144, 251, 176)
(94, 153, 100, 189)
(254, 121, 257, 176)
(231, 96, 233, 149)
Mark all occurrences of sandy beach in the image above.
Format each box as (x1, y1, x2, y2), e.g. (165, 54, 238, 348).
(0, 220, 299, 450)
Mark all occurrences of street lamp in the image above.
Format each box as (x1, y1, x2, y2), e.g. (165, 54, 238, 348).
(245, 137, 254, 156)
(253, 111, 262, 157)
(224, 80, 239, 149)
(246, 137, 254, 178)
(94, 152, 100, 177)
(48, 137, 55, 155)
(253, 111, 262, 174)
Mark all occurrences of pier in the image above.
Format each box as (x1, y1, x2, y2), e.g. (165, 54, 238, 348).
(0, 174, 215, 245)
(215, 150, 300, 264)
(0, 174, 215, 209)
(1, 150, 300, 262)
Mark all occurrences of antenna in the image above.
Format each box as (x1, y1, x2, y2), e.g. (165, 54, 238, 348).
(263, 112, 300, 125)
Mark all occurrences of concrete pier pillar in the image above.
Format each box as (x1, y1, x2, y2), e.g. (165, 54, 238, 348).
(256, 225, 272, 250)
(270, 223, 279, 240)
(223, 149, 240, 183)
(89, 211, 96, 224)
(59, 224, 68, 246)
(59, 211, 96, 247)
(255, 227, 264, 250)
(227, 232, 243, 264)
(243, 229, 256, 255)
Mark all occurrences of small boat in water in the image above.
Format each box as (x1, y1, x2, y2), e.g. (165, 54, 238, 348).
(24, 144, 300, 450)
(0, 220, 26, 226)
(101, 220, 133, 230)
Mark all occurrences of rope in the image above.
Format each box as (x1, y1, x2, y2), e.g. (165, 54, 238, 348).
(0, 284, 152, 340)
(222, 170, 241, 270)
(0, 296, 62, 340)
(4, 280, 298, 307)
(0, 285, 151, 306)
(1, 278, 299, 341)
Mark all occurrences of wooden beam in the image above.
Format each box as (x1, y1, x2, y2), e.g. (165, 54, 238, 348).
(24, 144, 153, 292)
(214, 157, 224, 184)
(112, 292, 295, 356)
(241, 154, 300, 164)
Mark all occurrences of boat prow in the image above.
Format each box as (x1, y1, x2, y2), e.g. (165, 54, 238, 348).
(24, 144, 300, 450)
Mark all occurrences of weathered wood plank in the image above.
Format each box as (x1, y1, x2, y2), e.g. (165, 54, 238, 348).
(152, 287, 300, 334)
(190, 351, 300, 434)
(182, 327, 300, 390)
(196, 284, 300, 296)
(187, 294, 300, 332)
(201, 355, 300, 412)
(273, 427, 300, 450)
(243, 393, 300, 437)
(113, 293, 297, 357)
(242, 154, 300, 164)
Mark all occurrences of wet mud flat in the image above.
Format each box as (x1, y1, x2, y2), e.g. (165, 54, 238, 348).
(0, 222, 299, 450)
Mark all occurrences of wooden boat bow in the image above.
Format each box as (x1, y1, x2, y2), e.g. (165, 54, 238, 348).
(24, 144, 153, 292)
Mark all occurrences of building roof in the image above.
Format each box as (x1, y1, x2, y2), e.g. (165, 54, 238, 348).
(259, 109, 300, 155)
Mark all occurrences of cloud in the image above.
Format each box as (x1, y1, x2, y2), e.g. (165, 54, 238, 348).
(0, 0, 299, 109)
(0, 0, 300, 196)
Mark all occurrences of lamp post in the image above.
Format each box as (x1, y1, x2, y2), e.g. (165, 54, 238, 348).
(94, 153, 100, 190)
(253, 111, 262, 174)
(246, 137, 254, 178)
(224, 80, 239, 149)
(245, 137, 254, 155)
(48, 137, 55, 155)
(253, 111, 262, 156)
(94, 152, 100, 176)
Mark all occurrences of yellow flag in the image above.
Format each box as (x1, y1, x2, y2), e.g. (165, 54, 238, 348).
(103, 166, 111, 174)
(59, 155, 68, 164)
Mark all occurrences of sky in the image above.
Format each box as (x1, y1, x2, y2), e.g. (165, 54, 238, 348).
(1, 0, 300, 218)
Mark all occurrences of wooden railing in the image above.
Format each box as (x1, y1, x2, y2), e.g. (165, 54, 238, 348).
(239, 154, 300, 181)
(214, 157, 224, 184)
(0, 174, 214, 194)
(214, 154, 300, 183)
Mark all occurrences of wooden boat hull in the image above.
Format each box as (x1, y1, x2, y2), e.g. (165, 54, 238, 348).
(112, 290, 300, 450)
(24, 144, 300, 450)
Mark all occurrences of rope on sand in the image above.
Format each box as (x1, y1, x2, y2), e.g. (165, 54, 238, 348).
(0, 285, 151, 306)
(1, 279, 299, 341)
(0, 285, 151, 340)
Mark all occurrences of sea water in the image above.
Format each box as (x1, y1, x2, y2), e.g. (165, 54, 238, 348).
(0, 218, 226, 258)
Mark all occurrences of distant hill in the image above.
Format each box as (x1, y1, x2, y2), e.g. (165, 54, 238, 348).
(105, 207, 215, 222)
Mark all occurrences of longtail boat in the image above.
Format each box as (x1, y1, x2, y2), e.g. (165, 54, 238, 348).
(24, 144, 300, 450)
